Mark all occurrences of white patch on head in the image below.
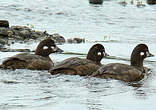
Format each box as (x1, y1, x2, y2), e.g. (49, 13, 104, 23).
(43, 46, 48, 50)
(97, 52, 102, 56)
(140, 52, 144, 56)
(51, 46, 55, 49)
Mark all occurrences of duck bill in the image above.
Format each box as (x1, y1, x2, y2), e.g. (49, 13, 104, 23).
(104, 52, 109, 57)
(53, 46, 63, 53)
(147, 51, 154, 57)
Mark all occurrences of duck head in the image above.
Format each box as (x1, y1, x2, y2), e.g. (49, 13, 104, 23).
(35, 38, 63, 57)
(131, 44, 154, 68)
(87, 44, 107, 65)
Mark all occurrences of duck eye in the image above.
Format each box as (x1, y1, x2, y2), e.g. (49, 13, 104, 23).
(140, 52, 144, 56)
(43, 46, 48, 49)
(97, 52, 102, 56)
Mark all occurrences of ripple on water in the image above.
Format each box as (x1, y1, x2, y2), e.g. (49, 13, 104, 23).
(0, 0, 156, 110)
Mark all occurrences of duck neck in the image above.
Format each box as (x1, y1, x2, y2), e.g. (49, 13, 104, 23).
(87, 53, 101, 65)
(131, 56, 144, 71)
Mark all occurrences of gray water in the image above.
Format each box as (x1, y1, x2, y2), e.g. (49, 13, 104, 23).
(0, 0, 156, 110)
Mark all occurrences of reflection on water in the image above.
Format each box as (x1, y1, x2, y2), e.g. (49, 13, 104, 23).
(0, 0, 156, 110)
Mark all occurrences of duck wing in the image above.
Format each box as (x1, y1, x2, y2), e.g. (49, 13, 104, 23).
(92, 63, 144, 82)
(50, 57, 100, 76)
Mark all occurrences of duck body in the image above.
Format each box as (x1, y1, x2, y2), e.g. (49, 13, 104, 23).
(92, 63, 144, 82)
(1, 53, 53, 70)
(92, 44, 153, 82)
(50, 57, 100, 76)
(50, 44, 107, 76)
(0, 38, 62, 70)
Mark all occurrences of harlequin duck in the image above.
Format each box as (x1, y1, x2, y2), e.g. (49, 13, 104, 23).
(91, 44, 154, 82)
(0, 38, 63, 70)
(49, 44, 107, 76)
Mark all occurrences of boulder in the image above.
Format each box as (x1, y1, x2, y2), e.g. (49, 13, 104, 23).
(147, 0, 156, 4)
(50, 33, 66, 44)
(67, 38, 85, 43)
(0, 25, 66, 45)
(89, 0, 103, 4)
(0, 20, 9, 28)
(0, 48, 31, 52)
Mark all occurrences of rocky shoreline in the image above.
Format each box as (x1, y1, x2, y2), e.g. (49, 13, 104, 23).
(0, 20, 85, 52)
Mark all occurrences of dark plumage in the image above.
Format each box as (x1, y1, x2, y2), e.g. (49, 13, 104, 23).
(92, 44, 154, 82)
(0, 38, 63, 70)
(49, 44, 107, 76)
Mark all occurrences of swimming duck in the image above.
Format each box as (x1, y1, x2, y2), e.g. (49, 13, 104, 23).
(0, 38, 63, 70)
(50, 44, 107, 76)
(91, 44, 154, 82)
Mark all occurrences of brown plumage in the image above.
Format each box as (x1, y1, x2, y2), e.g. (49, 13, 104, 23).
(0, 38, 63, 70)
(92, 44, 154, 82)
(49, 44, 107, 76)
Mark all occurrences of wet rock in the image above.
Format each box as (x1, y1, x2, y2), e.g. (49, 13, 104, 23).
(89, 0, 103, 4)
(50, 33, 66, 44)
(0, 25, 66, 45)
(0, 27, 10, 37)
(0, 48, 31, 52)
(67, 38, 85, 43)
(119, 1, 128, 6)
(147, 0, 156, 4)
(0, 38, 7, 45)
(0, 44, 4, 49)
(0, 20, 9, 28)
(0, 20, 66, 46)
(136, 0, 146, 7)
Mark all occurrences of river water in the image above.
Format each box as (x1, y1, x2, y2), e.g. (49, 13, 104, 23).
(0, 0, 156, 110)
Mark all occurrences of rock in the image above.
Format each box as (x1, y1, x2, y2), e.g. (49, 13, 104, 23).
(0, 38, 7, 45)
(67, 38, 85, 43)
(147, 0, 156, 4)
(50, 33, 66, 44)
(0, 27, 10, 37)
(0, 44, 3, 48)
(0, 48, 31, 52)
(119, 1, 128, 6)
(0, 22, 66, 45)
(89, 0, 103, 4)
(0, 20, 9, 28)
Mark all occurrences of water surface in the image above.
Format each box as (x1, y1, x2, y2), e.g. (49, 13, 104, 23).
(0, 0, 156, 110)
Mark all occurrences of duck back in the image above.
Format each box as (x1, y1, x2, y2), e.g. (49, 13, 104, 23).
(92, 63, 144, 82)
(1, 53, 53, 70)
(50, 57, 100, 76)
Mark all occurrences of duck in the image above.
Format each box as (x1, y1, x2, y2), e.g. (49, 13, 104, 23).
(0, 37, 63, 70)
(49, 44, 107, 76)
(91, 44, 154, 82)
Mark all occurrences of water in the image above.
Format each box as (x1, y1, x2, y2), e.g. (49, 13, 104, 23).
(0, 0, 156, 110)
